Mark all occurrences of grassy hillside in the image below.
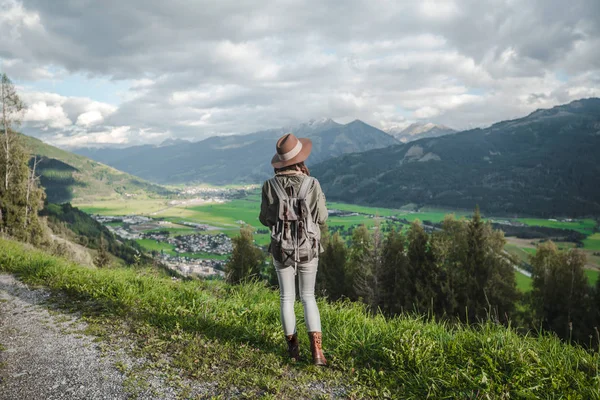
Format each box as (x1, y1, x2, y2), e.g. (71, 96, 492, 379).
(0, 237, 598, 398)
(20, 133, 172, 204)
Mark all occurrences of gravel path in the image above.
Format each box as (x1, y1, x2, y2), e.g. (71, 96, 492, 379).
(0, 274, 212, 400)
(0, 274, 131, 399)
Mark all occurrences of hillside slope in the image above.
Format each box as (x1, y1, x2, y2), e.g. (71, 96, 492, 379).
(42, 202, 152, 266)
(75, 119, 399, 184)
(0, 237, 598, 399)
(20, 134, 171, 204)
(313, 98, 600, 217)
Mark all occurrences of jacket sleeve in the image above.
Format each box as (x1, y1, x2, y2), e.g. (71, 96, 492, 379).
(259, 181, 270, 227)
(311, 179, 328, 226)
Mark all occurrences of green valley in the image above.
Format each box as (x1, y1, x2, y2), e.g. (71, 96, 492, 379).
(78, 189, 600, 287)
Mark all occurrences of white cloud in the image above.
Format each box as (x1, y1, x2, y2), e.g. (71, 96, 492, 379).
(50, 126, 132, 148)
(76, 110, 103, 127)
(1, 0, 598, 146)
(19, 89, 118, 139)
(0, 0, 41, 32)
(414, 106, 441, 119)
(24, 101, 71, 129)
(1, 58, 55, 80)
(419, 0, 460, 20)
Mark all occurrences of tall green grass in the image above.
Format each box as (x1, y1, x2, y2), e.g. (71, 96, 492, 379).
(1, 237, 598, 398)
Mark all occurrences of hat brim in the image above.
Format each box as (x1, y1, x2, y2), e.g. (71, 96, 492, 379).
(271, 138, 313, 169)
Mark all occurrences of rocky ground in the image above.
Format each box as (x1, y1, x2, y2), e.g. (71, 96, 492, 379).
(0, 274, 214, 400)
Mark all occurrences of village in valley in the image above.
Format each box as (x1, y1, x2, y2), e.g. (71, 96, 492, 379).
(94, 213, 232, 278)
(87, 186, 266, 278)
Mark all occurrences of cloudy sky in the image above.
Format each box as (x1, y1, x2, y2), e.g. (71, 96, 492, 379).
(1, 0, 599, 148)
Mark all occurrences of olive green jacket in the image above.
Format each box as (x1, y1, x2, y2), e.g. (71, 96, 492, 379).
(259, 172, 328, 252)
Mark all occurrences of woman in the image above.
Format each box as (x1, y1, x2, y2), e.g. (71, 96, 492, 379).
(259, 132, 328, 366)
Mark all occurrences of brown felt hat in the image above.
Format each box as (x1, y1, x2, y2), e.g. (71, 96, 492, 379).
(271, 133, 312, 168)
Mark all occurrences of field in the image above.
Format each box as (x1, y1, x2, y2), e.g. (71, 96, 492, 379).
(584, 233, 600, 251)
(327, 201, 403, 217)
(505, 243, 534, 264)
(135, 239, 176, 256)
(79, 199, 170, 215)
(80, 190, 600, 286)
(515, 271, 533, 292)
(516, 218, 597, 235)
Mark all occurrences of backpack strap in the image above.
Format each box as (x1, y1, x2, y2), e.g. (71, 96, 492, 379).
(269, 177, 289, 201)
(297, 176, 314, 200)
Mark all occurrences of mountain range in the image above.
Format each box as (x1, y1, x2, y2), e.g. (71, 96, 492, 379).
(75, 119, 399, 185)
(385, 122, 456, 143)
(24, 98, 600, 217)
(312, 98, 600, 217)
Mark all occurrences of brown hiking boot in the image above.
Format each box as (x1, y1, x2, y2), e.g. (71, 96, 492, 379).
(308, 331, 327, 366)
(285, 333, 300, 361)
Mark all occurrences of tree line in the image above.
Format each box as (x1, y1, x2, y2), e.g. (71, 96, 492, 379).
(0, 74, 45, 245)
(317, 208, 518, 323)
(227, 207, 600, 347)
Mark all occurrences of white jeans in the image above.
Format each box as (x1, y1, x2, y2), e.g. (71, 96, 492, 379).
(273, 257, 322, 335)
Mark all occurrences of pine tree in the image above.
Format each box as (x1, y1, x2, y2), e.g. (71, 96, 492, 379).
(407, 220, 444, 314)
(482, 226, 518, 322)
(435, 211, 517, 323)
(434, 214, 468, 317)
(94, 235, 111, 268)
(378, 228, 407, 315)
(346, 224, 372, 301)
(317, 231, 348, 300)
(225, 226, 265, 284)
(530, 241, 592, 343)
(354, 221, 383, 309)
(463, 206, 487, 320)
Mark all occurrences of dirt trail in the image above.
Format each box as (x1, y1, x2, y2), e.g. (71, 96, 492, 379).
(0, 274, 209, 400)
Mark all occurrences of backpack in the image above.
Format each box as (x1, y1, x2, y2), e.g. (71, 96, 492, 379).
(269, 176, 320, 267)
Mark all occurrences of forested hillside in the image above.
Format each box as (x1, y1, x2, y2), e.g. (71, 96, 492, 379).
(42, 202, 151, 266)
(313, 98, 600, 217)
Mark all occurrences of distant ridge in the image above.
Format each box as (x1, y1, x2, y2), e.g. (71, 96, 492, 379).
(385, 122, 456, 143)
(313, 98, 600, 217)
(74, 119, 399, 185)
(159, 138, 191, 147)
